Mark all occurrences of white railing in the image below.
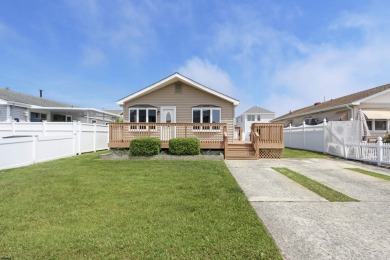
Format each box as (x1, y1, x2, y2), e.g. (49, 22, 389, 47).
(283, 120, 390, 166)
(0, 122, 109, 170)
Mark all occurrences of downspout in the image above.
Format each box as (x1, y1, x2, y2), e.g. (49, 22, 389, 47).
(346, 105, 354, 120)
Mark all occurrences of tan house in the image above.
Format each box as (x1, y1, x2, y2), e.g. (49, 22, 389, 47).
(115, 72, 239, 142)
(110, 73, 285, 159)
(272, 83, 390, 135)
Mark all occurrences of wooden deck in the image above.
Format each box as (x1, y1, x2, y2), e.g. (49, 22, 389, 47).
(109, 122, 284, 159)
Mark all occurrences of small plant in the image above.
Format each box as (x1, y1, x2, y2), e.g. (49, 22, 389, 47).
(383, 133, 390, 143)
(129, 137, 161, 156)
(114, 117, 124, 123)
(169, 138, 200, 155)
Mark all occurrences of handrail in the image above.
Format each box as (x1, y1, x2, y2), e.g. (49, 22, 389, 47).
(223, 131, 228, 159)
(252, 131, 259, 158)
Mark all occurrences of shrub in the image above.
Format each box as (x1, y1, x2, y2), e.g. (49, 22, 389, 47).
(129, 137, 161, 156)
(169, 138, 200, 155)
(383, 133, 390, 143)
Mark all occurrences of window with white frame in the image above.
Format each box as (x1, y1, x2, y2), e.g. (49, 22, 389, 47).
(367, 119, 388, 131)
(128, 107, 157, 130)
(192, 106, 221, 130)
(257, 115, 261, 121)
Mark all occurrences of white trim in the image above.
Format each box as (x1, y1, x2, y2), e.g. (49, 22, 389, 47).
(355, 88, 390, 104)
(116, 73, 240, 106)
(160, 106, 176, 123)
(128, 107, 158, 123)
(192, 107, 221, 123)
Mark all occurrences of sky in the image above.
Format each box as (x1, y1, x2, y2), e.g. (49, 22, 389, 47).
(1, 0, 390, 117)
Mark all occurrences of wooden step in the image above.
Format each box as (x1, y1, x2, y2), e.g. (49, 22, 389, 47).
(226, 143, 257, 160)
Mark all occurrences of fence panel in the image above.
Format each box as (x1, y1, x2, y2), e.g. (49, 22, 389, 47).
(0, 122, 109, 170)
(0, 137, 34, 169)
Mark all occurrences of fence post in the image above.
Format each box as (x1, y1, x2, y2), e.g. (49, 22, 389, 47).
(377, 137, 383, 166)
(303, 121, 306, 149)
(323, 119, 327, 154)
(342, 138, 347, 159)
(93, 123, 97, 152)
(72, 121, 77, 155)
(77, 121, 82, 154)
(289, 123, 292, 147)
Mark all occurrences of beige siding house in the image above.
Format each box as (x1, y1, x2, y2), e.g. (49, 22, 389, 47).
(116, 73, 240, 141)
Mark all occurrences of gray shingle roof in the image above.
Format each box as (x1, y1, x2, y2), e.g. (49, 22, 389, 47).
(0, 88, 73, 107)
(243, 106, 274, 114)
(273, 83, 390, 121)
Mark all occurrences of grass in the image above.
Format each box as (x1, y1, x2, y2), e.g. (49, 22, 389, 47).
(282, 148, 330, 158)
(0, 152, 282, 259)
(272, 167, 358, 202)
(345, 168, 390, 181)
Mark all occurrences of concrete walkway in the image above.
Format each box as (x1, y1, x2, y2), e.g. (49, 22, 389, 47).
(225, 159, 390, 260)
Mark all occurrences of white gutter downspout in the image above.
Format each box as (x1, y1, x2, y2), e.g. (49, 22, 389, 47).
(346, 105, 354, 120)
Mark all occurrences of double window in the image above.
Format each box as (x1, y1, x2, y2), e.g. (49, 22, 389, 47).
(367, 120, 388, 131)
(192, 107, 221, 130)
(30, 112, 47, 122)
(128, 107, 157, 130)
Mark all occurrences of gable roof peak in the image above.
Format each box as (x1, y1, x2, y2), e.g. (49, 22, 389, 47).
(116, 72, 240, 106)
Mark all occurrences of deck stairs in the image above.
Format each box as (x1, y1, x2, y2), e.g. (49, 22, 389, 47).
(226, 142, 257, 160)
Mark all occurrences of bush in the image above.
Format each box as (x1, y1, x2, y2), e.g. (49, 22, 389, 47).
(383, 133, 390, 143)
(129, 137, 161, 156)
(169, 138, 200, 155)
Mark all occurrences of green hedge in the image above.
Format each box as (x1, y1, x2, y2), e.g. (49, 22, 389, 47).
(169, 138, 200, 155)
(129, 137, 161, 156)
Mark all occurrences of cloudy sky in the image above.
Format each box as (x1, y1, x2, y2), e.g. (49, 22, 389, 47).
(1, 0, 389, 116)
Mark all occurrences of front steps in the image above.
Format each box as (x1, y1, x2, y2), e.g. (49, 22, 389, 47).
(226, 142, 257, 160)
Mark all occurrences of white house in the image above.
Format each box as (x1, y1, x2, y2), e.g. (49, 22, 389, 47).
(235, 106, 275, 141)
(0, 88, 121, 124)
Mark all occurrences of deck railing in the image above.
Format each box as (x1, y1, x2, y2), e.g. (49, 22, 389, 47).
(251, 123, 284, 149)
(109, 123, 227, 148)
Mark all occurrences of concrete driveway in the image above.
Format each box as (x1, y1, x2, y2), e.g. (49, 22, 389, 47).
(225, 158, 390, 260)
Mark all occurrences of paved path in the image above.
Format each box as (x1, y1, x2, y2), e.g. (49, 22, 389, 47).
(225, 158, 390, 260)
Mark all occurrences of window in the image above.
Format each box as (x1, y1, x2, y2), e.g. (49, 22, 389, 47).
(257, 115, 261, 121)
(375, 120, 387, 131)
(91, 120, 97, 124)
(128, 107, 157, 130)
(367, 120, 372, 131)
(192, 107, 221, 130)
(247, 115, 255, 121)
(30, 112, 47, 122)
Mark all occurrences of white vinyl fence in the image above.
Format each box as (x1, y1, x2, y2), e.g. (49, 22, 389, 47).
(0, 122, 109, 170)
(284, 120, 390, 166)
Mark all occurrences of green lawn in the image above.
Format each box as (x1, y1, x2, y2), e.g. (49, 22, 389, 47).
(346, 168, 390, 181)
(0, 153, 281, 259)
(282, 148, 330, 158)
(272, 167, 358, 202)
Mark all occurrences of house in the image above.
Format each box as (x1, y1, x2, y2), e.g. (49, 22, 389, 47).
(235, 106, 275, 141)
(271, 83, 390, 136)
(0, 88, 121, 124)
(115, 72, 240, 143)
(111, 72, 284, 159)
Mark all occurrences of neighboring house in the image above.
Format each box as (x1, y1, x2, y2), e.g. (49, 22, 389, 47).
(116, 72, 240, 141)
(235, 106, 275, 141)
(272, 83, 390, 135)
(0, 88, 121, 124)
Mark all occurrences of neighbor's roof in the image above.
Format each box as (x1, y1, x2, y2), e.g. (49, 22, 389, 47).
(104, 109, 123, 115)
(241, 106, 274, 115)
(273, 83, 390, 121)
(0, 88, 73, 107)
(116, 72, 240, 106)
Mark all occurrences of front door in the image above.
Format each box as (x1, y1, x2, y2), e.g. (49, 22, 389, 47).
(160, 107, 176, 141)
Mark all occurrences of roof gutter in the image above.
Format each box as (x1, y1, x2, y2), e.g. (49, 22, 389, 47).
(273, 102, 358, 121)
